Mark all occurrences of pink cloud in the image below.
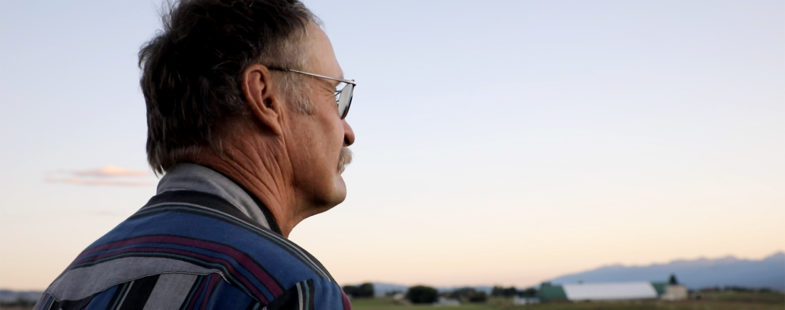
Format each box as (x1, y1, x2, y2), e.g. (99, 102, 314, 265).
(72, 165, 150, 177)
(44, 177, 154, 187)
(45, 165, 155, 187)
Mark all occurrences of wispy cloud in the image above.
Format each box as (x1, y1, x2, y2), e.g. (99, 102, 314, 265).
(72, 165, 150, 177)
(44, 177, 154, 187)
(46, 165, 154, 187)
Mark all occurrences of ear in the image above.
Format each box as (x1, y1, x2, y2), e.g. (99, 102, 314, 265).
(241, 64, 284, 136)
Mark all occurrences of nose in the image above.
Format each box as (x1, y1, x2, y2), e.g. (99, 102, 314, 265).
(343, 119, 355, 146)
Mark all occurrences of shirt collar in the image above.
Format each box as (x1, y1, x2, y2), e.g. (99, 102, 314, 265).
(156, 163, 280, 233)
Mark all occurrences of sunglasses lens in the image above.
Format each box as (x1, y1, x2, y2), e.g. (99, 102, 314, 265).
(337, 83, 354, 119)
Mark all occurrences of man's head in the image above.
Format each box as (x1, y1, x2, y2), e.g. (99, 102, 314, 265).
(139, 0, 356, 219)
(140, 0, 316, 174)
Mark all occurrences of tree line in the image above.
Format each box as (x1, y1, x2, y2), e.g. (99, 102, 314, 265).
(342, 283, 534, 304)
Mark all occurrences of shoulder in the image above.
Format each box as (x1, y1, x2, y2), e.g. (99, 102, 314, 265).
(38, 273, 351, 310)
(38, 193, 349, 309)
(126, 192, 338, 287)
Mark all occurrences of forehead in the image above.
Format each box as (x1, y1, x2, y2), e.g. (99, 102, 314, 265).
(303, 23, 342, 77)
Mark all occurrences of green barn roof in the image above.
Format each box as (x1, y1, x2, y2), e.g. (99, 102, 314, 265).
(538, 283, 567, 301)
(651, 282, 667, 295)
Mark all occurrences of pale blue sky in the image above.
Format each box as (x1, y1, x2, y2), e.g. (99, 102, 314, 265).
(1, 0, 783, 290)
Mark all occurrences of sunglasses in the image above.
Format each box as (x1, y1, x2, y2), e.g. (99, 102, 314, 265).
(268, 66, 356, 119)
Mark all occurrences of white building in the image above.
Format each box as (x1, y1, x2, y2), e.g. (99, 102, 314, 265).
(563, 282, 658, 301)
(536, 281, 688, 302)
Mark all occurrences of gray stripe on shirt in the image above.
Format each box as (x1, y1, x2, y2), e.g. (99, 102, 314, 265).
(142, 273, 198, 310)
(46, 256, 217, 301)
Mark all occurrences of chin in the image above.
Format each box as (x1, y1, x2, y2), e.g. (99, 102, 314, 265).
(311, 179, 347, 211)
(310, 191, 345, 218)
(332, 181, 348, 205)
(327, 176, 348, 205)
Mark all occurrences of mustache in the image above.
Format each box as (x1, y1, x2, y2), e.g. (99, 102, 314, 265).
(338, 147, 353, 173)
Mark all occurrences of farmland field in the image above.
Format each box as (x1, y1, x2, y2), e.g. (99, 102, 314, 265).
(352, 292, 785, 310)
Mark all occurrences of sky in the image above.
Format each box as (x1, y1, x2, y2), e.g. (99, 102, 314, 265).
(1, 0, 783, 291)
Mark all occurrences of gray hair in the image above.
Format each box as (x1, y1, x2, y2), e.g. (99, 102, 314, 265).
(139, 0, 318, 174)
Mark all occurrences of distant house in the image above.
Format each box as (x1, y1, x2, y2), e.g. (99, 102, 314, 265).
(536, 281, 687, 302)
(661, 285, 688, 301)
(436, 297, 460, 306)
(512, 296, 540, 305)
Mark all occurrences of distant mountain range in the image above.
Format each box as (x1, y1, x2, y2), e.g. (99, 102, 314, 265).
(368, 252, 785, 295)
(549, 251, 785, 291)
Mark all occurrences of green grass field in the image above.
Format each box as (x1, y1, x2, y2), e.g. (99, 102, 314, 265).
(351, 292, 785, 310)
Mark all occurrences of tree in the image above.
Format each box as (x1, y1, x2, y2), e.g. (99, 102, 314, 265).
(449, 287, 488, 303)
(491, 286, 518, 297)
(342, 285, 357, 297)
(356, 283, 374, 298)
(520, 287, 538, 297)
(448, 287, 475, 300)
(343, 283, 374, 298)
(467, 291, 488, 303)
(406, 285, 439, 304)
(669, 273, 679, 285)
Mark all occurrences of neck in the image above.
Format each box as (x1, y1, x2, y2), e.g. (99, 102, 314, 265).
(188, 123, 302, 237)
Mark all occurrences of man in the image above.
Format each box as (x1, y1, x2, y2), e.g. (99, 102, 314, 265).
(36, 0, 356, 309)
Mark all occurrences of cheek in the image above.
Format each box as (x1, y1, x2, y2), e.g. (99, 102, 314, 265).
(324, 117, 344, 141)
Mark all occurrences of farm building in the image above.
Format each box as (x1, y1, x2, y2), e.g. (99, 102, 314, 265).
(514, 282, 687, 304)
